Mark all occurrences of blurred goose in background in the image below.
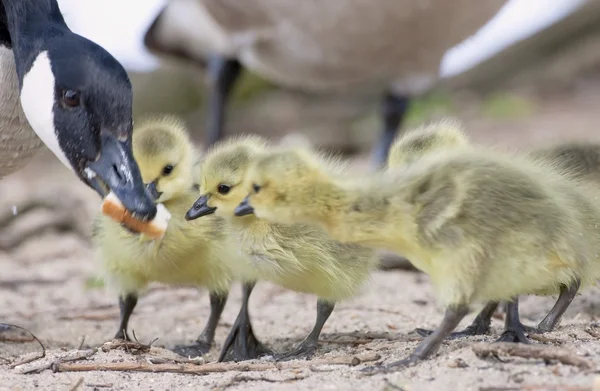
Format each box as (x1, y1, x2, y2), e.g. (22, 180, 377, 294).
(141, 0, 508, 167)
(0, 0, 156, 248)
(55, 0, 596, 168)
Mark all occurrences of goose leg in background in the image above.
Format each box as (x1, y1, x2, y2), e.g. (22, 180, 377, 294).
(370, 91, 410, 168)
(0, 191, 89, 251)
(114, 293, 138, 341)
(415, 301, 499, 340)
(218, 282, 272, 362)
(206, 55, 243, 148)
(495, 298, 530, 344)
(173, 291, 228, 357)
(275, 299, 335, 361)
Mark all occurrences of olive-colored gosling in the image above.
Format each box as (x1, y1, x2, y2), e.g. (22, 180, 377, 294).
(238, 139, 600, 372)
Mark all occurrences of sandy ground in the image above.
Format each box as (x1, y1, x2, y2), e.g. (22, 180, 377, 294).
(3, 83, 600, 390)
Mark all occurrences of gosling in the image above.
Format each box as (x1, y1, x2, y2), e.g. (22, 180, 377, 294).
(389, 124, 600, 343)
(92, 116, 249, 357)
(185, 136, 378, 362)
(238, 138, 600, 372)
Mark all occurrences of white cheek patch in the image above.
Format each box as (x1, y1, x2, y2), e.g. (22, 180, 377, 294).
(20, 50, 72, 170)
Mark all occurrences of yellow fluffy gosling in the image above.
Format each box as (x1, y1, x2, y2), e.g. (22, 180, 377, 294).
(185, 136, 378, 362)
(238, 134, 600, 372)
(92, 116, 248, 357)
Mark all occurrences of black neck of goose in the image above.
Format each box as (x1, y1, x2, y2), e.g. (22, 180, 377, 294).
(2, 0, 69, 82)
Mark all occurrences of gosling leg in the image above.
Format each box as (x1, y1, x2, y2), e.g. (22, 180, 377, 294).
(362, 305, 469, 374)
(371, 91, 410, 168)
(537, 279, 580, 332)
(275, 299, 335, 361)
(206, 55, 243, 147)
(218, 282, 272, 362)
(415, 301, 498, 339)
(173, 291, 228, 357)
(114, 293, 138, 341)
(495, 298, 530, 344)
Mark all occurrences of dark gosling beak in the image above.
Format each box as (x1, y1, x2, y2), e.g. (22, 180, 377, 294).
(145, 182, 162, 201)
(234, 195, 254, 216)
(186, 194, 217, 220)
(87, 133, 156, 221)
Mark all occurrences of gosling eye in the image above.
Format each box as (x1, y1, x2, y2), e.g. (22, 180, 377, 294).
(253, 184, 261, 193)
(162, 164, 174, 176)
(218, 184, 231, 195)
(61, 89, 81, 108)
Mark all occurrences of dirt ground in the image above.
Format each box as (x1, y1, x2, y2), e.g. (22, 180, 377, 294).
(3, 81, 600, 391)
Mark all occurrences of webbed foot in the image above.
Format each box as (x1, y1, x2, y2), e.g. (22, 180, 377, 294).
(275, 340, 318, 361)
(218, 311, 272, 362)
(415, 301, 498, 340)
(495, 327, 530, 344)
(496, 299, 531, 344)
(361, 355, 419, 375)
(173, 341, 212, 357)
(218, 283, 272, 362)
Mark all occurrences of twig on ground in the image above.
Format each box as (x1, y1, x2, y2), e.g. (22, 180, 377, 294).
(51, 352, 381, 375)
(216, 373, 308, 390)
(77, 336, 86, 350)
(100, 339, 152, 355)
(528, 333, 564, 344)
(68, 377, 84, 391)
(14, 349, 97, 375)
(472, 342, 594, 369)
(0, 335, 35, 343)
(15, 349, 97, 374)
(0, 324, 46, 368)
(84, 384, 113, 389)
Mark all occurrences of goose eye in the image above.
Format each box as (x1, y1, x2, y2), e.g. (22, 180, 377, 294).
(162, 164, 174, 176)
(62, 89, 81, 108)
(217, 184, 231, 195)
(253, 184, 261, 193)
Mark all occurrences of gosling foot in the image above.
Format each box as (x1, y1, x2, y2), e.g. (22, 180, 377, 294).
(218, 314, 272, 362)
(113, 329, 132, 342)
(495, 324, 531, 344)
(415, 301, 497, 340)
(361, 355, 419, 375)
(496, 299, 531, 344)
(172, 341, 212, 357)
(274, 340, 318, 362)
(415, 322, 490, 340)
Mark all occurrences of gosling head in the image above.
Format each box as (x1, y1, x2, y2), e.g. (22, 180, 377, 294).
(132, 116, 195, 204)
(235, 148, 331, 225)
(185, 136, 268, 220)
(387, 119, 469, 168)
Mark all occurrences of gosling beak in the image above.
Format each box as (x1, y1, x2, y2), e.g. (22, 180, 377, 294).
(86, 133, 157, 221)
(234, 195, 254, 216)
(185, 194, 217, 220)
(145, 182, 162, 201)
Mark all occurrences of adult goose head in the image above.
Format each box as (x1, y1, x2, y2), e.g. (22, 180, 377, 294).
(1, 0, 156, 221)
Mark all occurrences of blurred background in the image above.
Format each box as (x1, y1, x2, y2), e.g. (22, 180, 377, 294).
(3, 0, 600, 297)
